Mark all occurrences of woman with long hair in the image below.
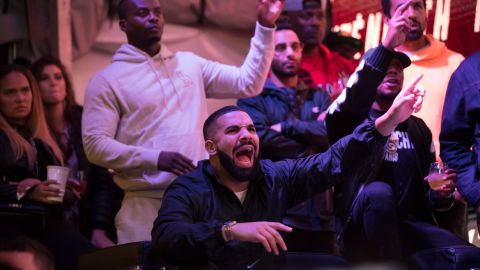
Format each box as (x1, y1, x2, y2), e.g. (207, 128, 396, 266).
(31, 57, 121, 248)
(0, 64, 94, 270)
(0, 64, 64, 205)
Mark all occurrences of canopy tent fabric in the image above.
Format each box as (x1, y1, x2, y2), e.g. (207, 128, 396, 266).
(160, 0, 258, 30)
(70, 0, 260, 60)
(1, 0, 270, 111)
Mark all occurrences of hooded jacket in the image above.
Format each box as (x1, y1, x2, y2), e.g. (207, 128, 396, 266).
(300, 44, 356, 99)
(402, 35, 464, 158)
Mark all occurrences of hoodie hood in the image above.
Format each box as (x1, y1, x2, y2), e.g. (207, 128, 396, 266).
(112, 43, 174, 64)
(405, 35, 447, 63)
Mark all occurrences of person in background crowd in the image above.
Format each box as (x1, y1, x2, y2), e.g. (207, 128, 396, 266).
(381, 0, 464, 159)
(82, 0, 284, 244)
(31, 57, 123, 248)
(283, 0, 356, 100)
(0, 64, 94, 270)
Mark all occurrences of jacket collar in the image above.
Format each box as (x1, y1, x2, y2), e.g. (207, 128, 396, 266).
(198, 160, 270, 210)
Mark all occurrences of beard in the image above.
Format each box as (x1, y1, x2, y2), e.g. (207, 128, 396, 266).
(406, 29, 423, 41)
(217, 149, 261, 182)
(376, 90, 397, 103)
(406, 20, 424, 41)
(272, 62, 298, 78)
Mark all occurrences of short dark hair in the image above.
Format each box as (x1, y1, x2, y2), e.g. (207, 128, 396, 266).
(0, 237, 54, 270)
(283, 0, 322, 12)
(276, 17, 296, 32)
(203, 106, 246, 140)
(117, 0, 128, 20)
(381, 0, 426, 18)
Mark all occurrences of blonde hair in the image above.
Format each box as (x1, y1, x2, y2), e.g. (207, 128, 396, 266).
(0, 65, 63, 168)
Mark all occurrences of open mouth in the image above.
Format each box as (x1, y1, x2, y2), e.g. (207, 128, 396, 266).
(384, 77, 399, 86)
(233, 144, 255, 167)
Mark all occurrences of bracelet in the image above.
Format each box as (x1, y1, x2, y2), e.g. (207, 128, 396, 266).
(222, 220, 237, 242)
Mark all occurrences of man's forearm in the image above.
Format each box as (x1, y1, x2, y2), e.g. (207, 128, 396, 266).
(374, 111, 399, 136)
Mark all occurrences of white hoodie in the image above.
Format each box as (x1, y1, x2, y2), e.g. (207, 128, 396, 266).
(82, 22, 274, 198)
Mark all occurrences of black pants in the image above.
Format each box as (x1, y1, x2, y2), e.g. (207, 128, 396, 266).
(341, 181, 469, 263)
(434, 198, 468, 240)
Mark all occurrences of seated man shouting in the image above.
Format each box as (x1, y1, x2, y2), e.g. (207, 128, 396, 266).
(152, 82, 423, 269)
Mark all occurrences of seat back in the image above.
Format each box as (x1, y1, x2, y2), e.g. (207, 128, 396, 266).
(77, 241, 176, 270)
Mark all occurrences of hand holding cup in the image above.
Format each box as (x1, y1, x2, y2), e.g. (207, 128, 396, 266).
(425, 162, 456, 198)
(45, 166, 70, 203)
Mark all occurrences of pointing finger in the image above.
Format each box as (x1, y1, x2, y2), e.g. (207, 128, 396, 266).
(402, 74, 423, 96)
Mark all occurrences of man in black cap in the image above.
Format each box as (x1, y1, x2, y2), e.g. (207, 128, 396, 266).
(325, 1, 473, 263)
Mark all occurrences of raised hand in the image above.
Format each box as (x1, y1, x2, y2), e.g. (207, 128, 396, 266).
(383, 0, 413, 49)
(375, 74, 424, 135)
(390, 73, 425, 121)
(230, 221, 292, 255)
(157, 151, 196, 176)
(257, 0, 284, 28)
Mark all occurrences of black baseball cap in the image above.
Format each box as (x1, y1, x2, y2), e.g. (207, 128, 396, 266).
(362, 47, 411, 68)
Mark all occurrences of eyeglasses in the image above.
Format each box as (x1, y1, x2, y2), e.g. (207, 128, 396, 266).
(275, 42, 304, 53)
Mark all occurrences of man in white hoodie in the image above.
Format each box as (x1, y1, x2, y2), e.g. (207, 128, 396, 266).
(82, 0, 284, 244)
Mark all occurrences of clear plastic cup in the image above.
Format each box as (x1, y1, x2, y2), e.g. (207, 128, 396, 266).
(46, 165, 70, 203)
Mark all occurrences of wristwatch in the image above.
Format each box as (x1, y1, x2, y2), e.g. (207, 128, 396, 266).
(222, 220, 237, 242)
